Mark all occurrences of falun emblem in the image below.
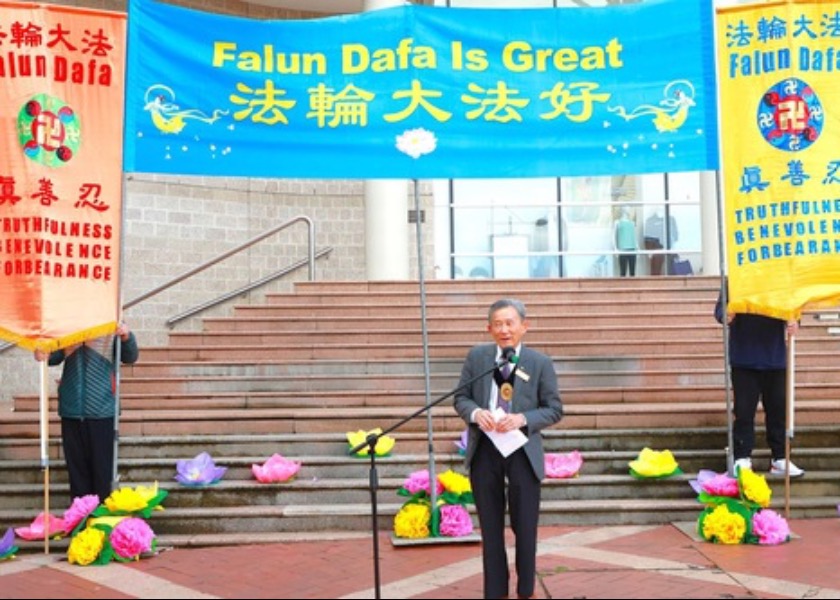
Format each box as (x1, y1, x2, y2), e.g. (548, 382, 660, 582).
(757, 77, 823, 152)
(18, 93, 81, 167)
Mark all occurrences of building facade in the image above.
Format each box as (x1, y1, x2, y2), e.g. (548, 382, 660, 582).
(0, 0, 724, 401)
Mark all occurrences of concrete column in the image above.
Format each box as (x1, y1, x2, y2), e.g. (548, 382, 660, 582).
(365, 0, 403, 9)
(700, 170, 721, 275)
(364, 179, 410, 279)
(364, 0, 409, 280)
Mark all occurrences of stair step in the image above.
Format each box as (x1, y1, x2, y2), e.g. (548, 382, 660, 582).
(7, 493, 840, 547)
(5, 400, 840, 439)
(4, 276, 840, 545)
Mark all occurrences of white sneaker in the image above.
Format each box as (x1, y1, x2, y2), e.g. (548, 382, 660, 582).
(770, 459, 804, 478)
(733, 458, 752, 473)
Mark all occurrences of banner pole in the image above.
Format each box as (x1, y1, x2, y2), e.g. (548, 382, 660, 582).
(39, 359, 50, 555)
(711, 166, 735, 475)
(413, 178, 437, 512)
(784, 331, 795, 519)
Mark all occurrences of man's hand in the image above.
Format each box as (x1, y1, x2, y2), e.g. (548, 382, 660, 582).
(494, 412, 527, 433)
(475, 409, 526, 432)
(116, 322, 131, 341)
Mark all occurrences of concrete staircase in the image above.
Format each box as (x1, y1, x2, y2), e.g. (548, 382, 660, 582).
(2, 276, 840, 547)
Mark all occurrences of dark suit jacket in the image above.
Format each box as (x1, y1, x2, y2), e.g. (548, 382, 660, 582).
(453, 343, 563, 479)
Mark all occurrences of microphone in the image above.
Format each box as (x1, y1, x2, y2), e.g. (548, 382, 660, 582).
(500, 346, 517, 366)
(502, 346, 519, 365)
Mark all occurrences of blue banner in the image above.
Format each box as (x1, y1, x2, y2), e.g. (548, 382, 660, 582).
(124, 0, 718, 179)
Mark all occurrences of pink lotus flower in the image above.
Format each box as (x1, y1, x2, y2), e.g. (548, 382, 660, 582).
(62, 495, 100, 535)
(15, 512, 65, 541)
(752, 509, 790, 545)
(545, 450, 583, 479)
(252, 453, 302, 483)
(110, 517, 156, 560)
(689, 469, 739, 498)
(438, 504, 474, 537)
(402, 469, 444, 496)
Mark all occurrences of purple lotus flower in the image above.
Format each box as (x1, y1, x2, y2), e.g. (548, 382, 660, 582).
(175, 452, 227, 486)
(455, 429, 468, 455)
(0, 528, 18, 561)
(439, 504, 473, 537)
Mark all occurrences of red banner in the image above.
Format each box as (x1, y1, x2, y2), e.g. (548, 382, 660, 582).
(0, 2, 126, 351)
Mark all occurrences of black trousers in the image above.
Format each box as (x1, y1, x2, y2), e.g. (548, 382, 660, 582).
(470, 435, 541, 599)
(618, 253, 636, 276)
(730, 367, 787, 460)
(61, 417, 115, 501)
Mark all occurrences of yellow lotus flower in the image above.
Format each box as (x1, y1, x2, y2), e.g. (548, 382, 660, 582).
(104, 487, 148, 513)
(628, 447, 680, 478)
(393, 502, 431, 539)
(438, 469, 471, 495)
(134, 481, 165, 512)
(87, 515, 127, 530)
(347, 428, 395, 457)
(67, 526, 106, 566)
(739, 467, 772, 508)
(701, 504, 746, 544)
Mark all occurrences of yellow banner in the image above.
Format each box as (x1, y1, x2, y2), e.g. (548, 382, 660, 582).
(0, 2, 126, 351)
(716, 0, 840, 320)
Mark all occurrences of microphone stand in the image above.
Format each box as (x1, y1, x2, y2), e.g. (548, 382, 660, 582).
(347, 354, 516, 600)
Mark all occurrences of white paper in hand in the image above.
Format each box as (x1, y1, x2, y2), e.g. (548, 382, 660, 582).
(485, 407, 528, 457)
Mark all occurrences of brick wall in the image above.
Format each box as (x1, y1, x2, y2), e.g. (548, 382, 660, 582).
(2, 172, 436, 404)
(0, 0, 436, 404)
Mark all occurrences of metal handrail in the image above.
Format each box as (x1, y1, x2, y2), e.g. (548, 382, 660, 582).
(125, 215, 316, 310)
(0, 215, 319, 354)
(165, 246, 332, 327)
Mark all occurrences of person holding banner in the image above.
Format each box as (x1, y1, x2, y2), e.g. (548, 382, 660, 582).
(454, 298, 563, 599)
(34, 324, 140, 501)
(714, 294, 803, 478)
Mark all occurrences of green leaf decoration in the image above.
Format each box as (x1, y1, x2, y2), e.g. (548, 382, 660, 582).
(629, 466, 683, 479)
(430, 505, 441, 537)
(696, 491, 732, 505)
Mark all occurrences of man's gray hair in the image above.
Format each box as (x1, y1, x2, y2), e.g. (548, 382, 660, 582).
(488, 298, 527, 321)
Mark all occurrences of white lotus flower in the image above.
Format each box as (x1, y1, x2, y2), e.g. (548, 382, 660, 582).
(396, 127, 437, 159)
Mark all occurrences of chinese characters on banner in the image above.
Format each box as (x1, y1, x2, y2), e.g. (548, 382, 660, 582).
(0, 3, 126, 351)
(124, 0, 719, 179)
(716, 0, 840, 319)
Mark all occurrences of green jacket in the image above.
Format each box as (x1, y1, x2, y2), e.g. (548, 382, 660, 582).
(48, 333, 140, 419)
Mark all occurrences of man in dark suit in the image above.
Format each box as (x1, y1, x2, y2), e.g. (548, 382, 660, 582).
(454, 298, 563, 599)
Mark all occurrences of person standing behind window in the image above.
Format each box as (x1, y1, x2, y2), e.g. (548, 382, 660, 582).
(454, 298, 563, 599)
(34, 323, 140, 501)
(614, 207, 638, 276)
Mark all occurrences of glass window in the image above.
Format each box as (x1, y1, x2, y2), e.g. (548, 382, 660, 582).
(444, 171, 704, 279)
(450, 178, 559, 279)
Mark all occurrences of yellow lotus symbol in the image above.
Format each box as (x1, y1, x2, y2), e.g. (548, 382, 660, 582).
(347, 428, 395, 457)
(628, 447, 680, 478)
